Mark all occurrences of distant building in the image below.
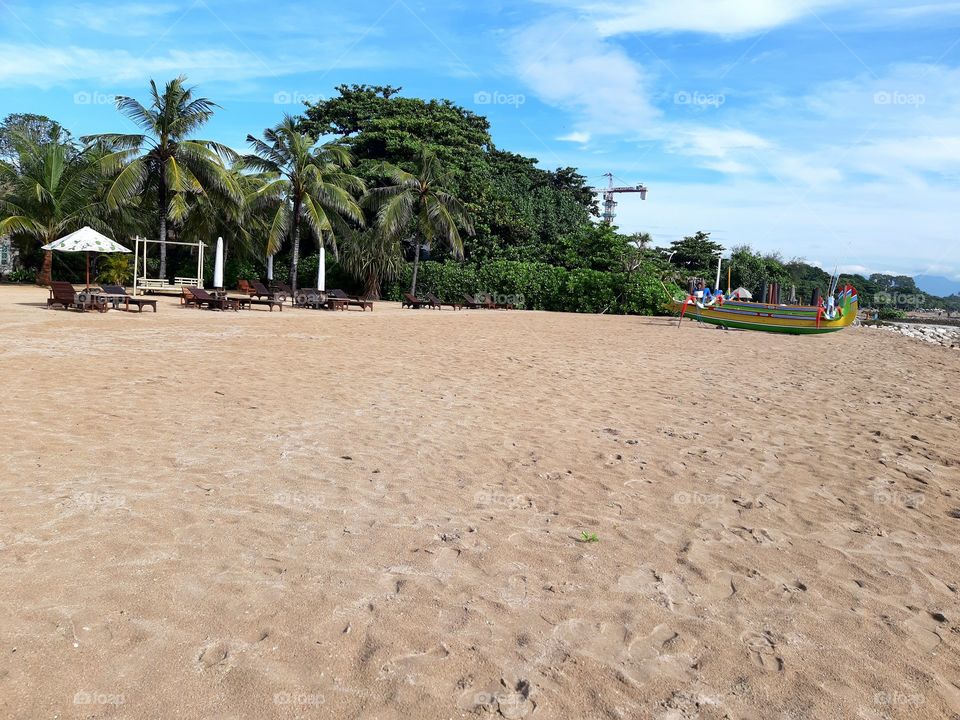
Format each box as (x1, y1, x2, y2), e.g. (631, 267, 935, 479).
(0, 236, 14, 276)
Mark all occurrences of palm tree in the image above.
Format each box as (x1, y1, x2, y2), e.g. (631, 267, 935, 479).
(180, 163, 260, 273)
(0, 129, 110, 284)
(242, 117, 365, 292)
(82, 76, 240, 278)
(364, 148, 474, 295)
(338, 229, 406, 299)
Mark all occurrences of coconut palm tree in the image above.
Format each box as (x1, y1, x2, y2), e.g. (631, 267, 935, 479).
(364, 147, 474, 295)
(83, 76, 240, 278)
(242, 117, 365, 293)
(0, 129, 111, 284)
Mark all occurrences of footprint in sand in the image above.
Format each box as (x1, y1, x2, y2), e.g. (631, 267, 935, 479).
(379, 646, 450, 683)
(196, 640, 230, 671)
(701, 572, 737, 603)
(905, 615, 943, 655)
(741, 631, 784, 672)
(500, 575, 529, 607)
(432, 546, 461, 571)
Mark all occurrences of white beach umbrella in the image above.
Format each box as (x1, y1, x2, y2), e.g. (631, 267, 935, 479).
(317, 247, 326, 292)
(41, 226, 130, 289)
(267, 254, 273, 281)
(213, 236, 224, 289)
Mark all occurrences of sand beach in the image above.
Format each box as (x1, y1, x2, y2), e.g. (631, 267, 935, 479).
(1, 285, 958, 719)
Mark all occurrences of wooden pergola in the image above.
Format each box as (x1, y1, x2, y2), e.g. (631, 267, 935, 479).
(132, 236, 206, 296)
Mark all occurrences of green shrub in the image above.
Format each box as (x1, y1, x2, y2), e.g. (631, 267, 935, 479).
(6, 267, 36, 284)
(382, 260, 672, 315)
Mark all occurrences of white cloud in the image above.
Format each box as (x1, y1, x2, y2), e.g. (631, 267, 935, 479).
(0, 44, 295, 87)
(50, 3, 179, 35)
(611, 179, 960, 276)
(557, 131, 592, 143)
(533, 0, 860, 36)
(509, 16, 660, 135)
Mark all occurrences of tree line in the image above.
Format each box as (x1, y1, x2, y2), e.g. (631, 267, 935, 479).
(2, 79, 952, 314)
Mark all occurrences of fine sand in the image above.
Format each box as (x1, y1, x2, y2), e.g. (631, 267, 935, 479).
(0, 284, 958, 720)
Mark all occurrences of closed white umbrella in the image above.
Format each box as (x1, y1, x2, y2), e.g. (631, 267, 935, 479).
(41, 226, 130, 289)
(213, 237, 224, 289)
(267, 254, 273, 281)
(317, 247, 325, 292)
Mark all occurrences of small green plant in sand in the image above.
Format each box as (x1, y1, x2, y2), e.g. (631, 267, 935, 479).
(580, 531, 599, 543)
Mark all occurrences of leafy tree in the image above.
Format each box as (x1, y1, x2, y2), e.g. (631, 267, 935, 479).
(301, 87, 595, 265)
(0, 113, 72, 166)
(242, 116, 365, 292)
(0, 128, 110, 284)
(364, 147, 474, 295)
(665, 231, 723, 276)
(83, 76, 240, 278)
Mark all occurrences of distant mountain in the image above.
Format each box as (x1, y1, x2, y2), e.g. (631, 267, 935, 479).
(914, 274, 960, 297)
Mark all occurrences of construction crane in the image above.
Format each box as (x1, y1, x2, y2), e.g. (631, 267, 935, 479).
(598, 173, 648, 224)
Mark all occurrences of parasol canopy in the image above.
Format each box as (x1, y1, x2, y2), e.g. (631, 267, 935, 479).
(42, 227, 130, 289)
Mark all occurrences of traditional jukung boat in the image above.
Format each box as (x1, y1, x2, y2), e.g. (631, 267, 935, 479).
(667, 285, 859, 335)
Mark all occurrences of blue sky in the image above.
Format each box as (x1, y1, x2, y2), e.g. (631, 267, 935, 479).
(2, 0, 959, 281)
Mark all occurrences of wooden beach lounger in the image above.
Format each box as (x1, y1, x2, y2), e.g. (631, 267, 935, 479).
(426, 292, 460, 310)
(402, 292, 429, 309)
(186, 287, 239, 311)
(250, 280, 281, 301)
(329, 288, 373, 311)
(47, 281, 105, 312)
(100, 285, 158, 313)
(461, 293, 484, 309)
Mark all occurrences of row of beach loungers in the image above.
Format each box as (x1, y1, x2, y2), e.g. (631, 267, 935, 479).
(402, 292, 515, 310)
(46, 280, 515, 313)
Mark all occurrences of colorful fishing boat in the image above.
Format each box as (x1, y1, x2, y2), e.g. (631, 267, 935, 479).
(667, 285, 859, 335)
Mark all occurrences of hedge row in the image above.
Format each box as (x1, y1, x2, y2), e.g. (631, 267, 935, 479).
(384, 260, 676, 315)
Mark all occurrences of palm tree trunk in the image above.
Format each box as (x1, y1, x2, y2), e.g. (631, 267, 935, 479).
(37, 249, 53, 286)
(410, 241, 421, 296)
(364, 270, 381, 300)
(158, 178, 168, 280)
(289, 200, 302, 293)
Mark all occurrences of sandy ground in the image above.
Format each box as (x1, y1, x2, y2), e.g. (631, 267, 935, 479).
(0, 284, 958, 720)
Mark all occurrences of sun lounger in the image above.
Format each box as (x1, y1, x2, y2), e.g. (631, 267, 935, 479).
(481, 293, 514, 310)
(295, 288, 325, 309)
(329, 288, 373, 311)
(271, 282, 294, 298)
(237, 279, 257, 296)
(246, 297, 283, 311)
(47, 281, 105, 312)
(186, 287, 238, 311)
(461, 293, 484, 309)
(99, 285, 158, 313)
(426, 292, 460, 310)
(402, 292, 429, 309)
(250, 280, 282, 302)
